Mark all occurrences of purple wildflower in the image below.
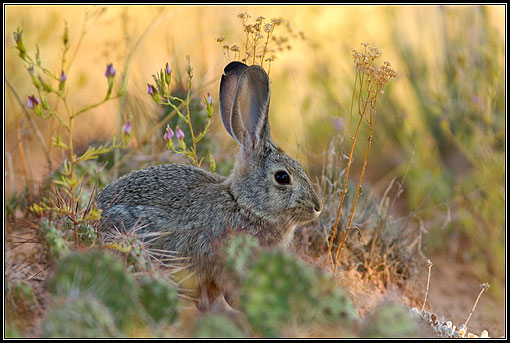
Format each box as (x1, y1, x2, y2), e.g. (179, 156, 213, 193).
(166, 63, 172, 76)
(148, 83, 154, 96)
(27, 95, 39, 110)
(164, 125, 174, 141)
(176, 127, 185, 140)
(332, 117, 344, 132)
(104, 63, 116, 78)
(206, 93, 213, 106)
(60, 70, 67, 82)
(122, 121, 132, 135)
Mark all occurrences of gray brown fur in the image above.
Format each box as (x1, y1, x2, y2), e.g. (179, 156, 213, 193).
(97, 62, 323, 309)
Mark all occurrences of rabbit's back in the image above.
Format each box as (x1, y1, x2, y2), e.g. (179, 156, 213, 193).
(97, 163, 230, 235)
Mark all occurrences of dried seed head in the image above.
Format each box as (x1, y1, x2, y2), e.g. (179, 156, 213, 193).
(271, 17, 282, 25)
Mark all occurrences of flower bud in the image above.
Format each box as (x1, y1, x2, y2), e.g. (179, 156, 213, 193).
(105, 63, 116, 78)
(164, 125, 174, 150)
(35, 44, 41, 66)
(205, 93, 214, 118)
(62, 22, 70, 48)
(27, 95, 42, 116)
(121, 121, 132, 144)
(105, 63, 116, 99)
(164, 124, 174, 141)
(13, 29, 26, 59)
(185, 55, 193, 79)
(27, 95, 39, 109)
(147, 84, 160, 103)
(164, 63, 172, 86)
(38, 76, 53, 92)
(27, 65, 42, 90)
(40, 94, 50, 110)
(122, 121, 131, 135)
(176, 126, 185, 140)
(59, 70, 67, 91)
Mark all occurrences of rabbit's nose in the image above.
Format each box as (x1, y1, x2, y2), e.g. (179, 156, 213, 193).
(313, 202, 323, 216)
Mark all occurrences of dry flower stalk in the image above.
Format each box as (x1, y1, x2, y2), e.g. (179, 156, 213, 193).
(326, 43, 397, 270)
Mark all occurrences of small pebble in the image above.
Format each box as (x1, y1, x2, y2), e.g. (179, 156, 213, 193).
(480, 330, 489, 338)
(445, 327, 453, 337)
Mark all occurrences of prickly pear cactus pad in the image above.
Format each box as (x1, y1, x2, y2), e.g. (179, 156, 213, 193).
(42, 296, 119, 338)
(46, 250, 139, 327)
(138, 275, 180, 325)
(237, 246, 359, 337)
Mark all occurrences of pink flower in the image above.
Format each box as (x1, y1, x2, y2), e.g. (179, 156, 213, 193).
(176, 126, 185, 140)
(27, 95, 40, 110)
(332, 117, 344, 132)
(164, 125, 174, 141)
(122, 121, 132, 135)
(104, 63, 116, 78)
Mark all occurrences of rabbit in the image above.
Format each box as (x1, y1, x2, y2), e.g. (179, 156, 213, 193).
(97, 61, 323, 312)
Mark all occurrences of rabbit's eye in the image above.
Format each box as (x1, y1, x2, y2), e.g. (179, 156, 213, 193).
(274, 170, 290, 185)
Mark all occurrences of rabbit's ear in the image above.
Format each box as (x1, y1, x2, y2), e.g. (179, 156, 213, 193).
(230, 65, 271, 149)
(220, 61, 249, 139)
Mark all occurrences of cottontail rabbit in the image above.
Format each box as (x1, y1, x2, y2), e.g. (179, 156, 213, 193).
(97, 61, 323, 311)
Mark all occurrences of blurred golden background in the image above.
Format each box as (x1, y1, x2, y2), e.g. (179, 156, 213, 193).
(4, 4, 505, 334)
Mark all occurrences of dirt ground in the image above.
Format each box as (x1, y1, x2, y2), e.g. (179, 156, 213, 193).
(425, 254, 506, 338)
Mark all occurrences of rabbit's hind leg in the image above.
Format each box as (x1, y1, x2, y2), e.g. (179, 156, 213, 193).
(197, 280, 222, 312)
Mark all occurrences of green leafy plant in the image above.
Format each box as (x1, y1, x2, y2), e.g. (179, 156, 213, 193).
(12, 23, 130, 246)
(148, 58, 215, 171)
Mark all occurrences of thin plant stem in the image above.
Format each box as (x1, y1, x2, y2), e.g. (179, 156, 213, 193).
(185, 79, 199, 166)
(5, 78, 52, 172)
(463, 283, 490, 328)
(421, 259, 433, 311)
(112, 11, 165, 179)
(16, 120, 31, 193)
(325, 104, 364, 267)
(334, 112, 373, 271)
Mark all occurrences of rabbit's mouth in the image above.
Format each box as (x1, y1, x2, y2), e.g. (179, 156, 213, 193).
(288, 205, 322, 225)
